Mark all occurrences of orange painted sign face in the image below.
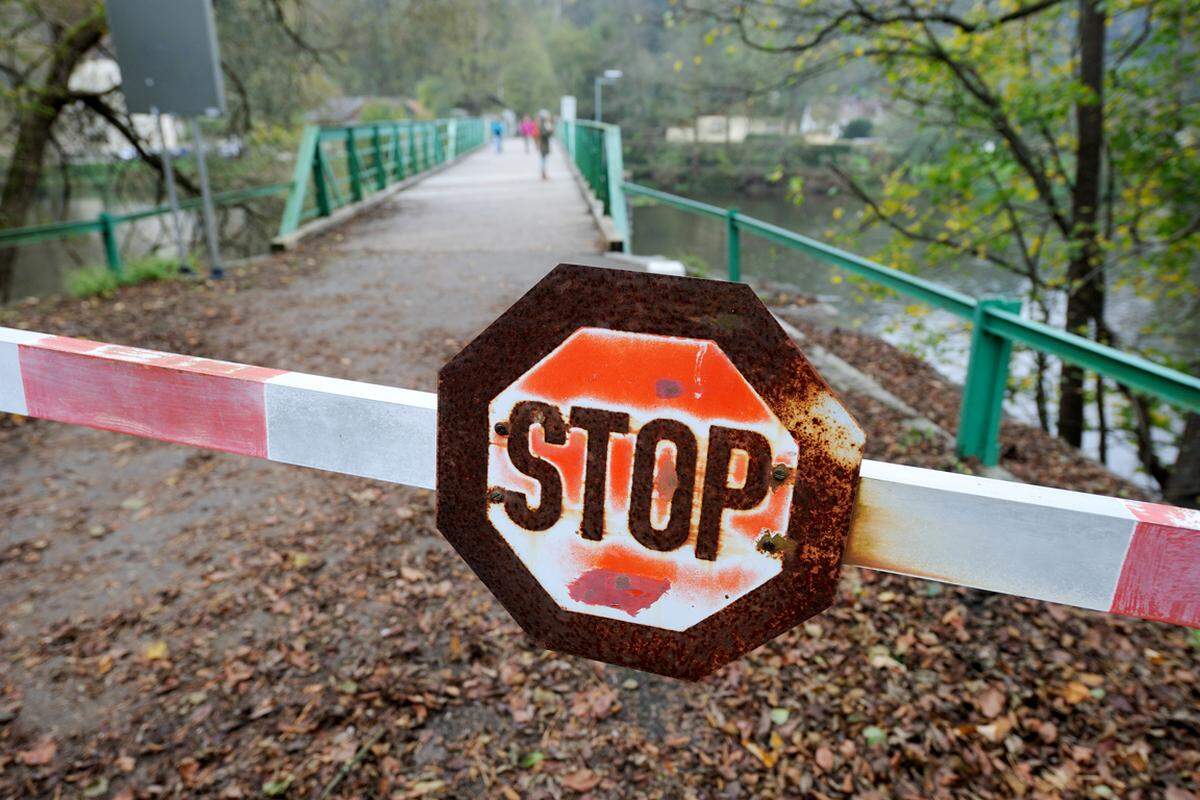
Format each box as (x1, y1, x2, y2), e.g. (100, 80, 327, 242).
(488, 328, 799, 630)
(438, 264, 865, 679)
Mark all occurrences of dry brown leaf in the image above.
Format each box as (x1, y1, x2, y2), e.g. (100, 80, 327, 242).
(17, 737, 56, 766)
(178, 757, 200, 785)
(978, 687, 1005, 718)
(743, 740, 778, 768)
(561, 769, 601, 792)
(815, 746, 835, 771)
(976, 718, 1012, 743)
(1062, 681, 1091, 704)
(144, 640, 169, 661)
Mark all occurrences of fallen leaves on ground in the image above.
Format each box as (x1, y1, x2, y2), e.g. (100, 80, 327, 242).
(0, 253, 1195, 799)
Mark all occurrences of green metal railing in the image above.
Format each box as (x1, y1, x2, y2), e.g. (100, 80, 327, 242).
(277, 118, 486, 238)
(557, 119, 629, 245)
(623, 181, 1200, 466)
(0, 182, 292, 275)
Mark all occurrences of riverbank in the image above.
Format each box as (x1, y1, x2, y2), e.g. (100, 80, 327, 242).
(624, 138, 872, 196)
(1, 168, 1195, 799)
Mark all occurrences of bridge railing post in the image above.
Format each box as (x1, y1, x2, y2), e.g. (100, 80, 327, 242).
(371, 125, 386, 190)
(602, 125, 629, 250)
(396, 122, 410, 181)
(312, 144, 331, 217)
(725, 208, 741, 282)
(346, 128, 364, 202)
(277, 125, 320, 237)
(407, 122, 417, 175)
(98, 211, 122, 275)
(957, 297, 1023, 466)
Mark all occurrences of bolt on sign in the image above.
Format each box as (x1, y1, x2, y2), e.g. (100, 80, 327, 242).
(438, 265, 865, 679)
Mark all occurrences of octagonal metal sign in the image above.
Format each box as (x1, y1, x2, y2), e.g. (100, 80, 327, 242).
(437, 264, 865, 679)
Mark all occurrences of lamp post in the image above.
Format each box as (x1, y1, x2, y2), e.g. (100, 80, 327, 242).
(594, 69, 623, 122)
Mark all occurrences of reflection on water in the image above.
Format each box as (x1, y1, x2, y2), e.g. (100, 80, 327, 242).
(631, 189, 1191, 490)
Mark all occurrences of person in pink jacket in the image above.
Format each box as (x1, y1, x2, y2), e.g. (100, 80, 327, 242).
(519, 114, 536, 153)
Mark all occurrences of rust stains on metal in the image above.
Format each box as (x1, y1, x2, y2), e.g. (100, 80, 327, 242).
(843, 491, 961, 585)
(755, 531, 796, 559)
(437, 264, 865, 681)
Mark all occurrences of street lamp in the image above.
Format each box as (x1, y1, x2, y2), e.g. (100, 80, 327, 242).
(594, 69, 623, 123)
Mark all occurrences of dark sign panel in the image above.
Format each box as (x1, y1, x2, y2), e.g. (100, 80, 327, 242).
(106, 0, 226, 117)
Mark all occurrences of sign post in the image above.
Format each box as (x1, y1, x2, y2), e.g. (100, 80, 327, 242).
(189, 118, 224, 278)
(153, 108, 189, 273)
(106, 0, 228, 278)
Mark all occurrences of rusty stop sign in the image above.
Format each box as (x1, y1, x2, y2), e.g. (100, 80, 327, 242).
(438, 265, 864, 679)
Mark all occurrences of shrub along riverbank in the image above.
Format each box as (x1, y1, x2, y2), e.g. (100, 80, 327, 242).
(622, 136, 886, 196)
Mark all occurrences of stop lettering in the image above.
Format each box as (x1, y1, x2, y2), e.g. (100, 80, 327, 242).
(487, 328, 799, 631)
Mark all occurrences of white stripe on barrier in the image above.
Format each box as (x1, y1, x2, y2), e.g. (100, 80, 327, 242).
(1, 326, 1196, 628)
(264, 372, 437, 489)
(0, 328, 47, 416)
(848, 461, 1135, 612)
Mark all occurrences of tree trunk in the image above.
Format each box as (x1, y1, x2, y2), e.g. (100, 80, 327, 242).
(1095, 373, 1108, 464)
(1056, 0, 1107, 447)
(0, 108, 60, 302)
(1165, 413, 1200, 509)
(0, 13, 105, 302)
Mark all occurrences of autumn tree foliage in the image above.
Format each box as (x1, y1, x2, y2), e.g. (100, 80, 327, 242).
(686, 0, 1200, 500)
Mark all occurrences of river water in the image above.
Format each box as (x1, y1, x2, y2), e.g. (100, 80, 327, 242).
(630, 189, 1191, 489)
(7, 195, 276, 300)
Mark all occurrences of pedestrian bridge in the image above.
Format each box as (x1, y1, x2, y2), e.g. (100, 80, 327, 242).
(2, 116, 1197, 468)
(269, 116, 1199, 472)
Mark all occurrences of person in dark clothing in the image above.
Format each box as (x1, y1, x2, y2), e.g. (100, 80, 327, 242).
(535, 111, 554, 180)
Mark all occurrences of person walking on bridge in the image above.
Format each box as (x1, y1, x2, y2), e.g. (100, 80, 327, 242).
(491, 118, 504, 153)
(519, 114, 535, 153)
(535, 110, 554, 180)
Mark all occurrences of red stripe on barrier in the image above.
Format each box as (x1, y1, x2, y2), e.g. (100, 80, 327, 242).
(19, 337, 283, 457)
(1109, 501, 1200, 627)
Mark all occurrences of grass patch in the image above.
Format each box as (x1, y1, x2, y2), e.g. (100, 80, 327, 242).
(64, 254, 186, 299)
(672, 252, 713, 278)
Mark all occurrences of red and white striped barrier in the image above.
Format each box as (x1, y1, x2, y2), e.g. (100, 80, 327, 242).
(0, 328, 435, 488)
(2, 326, 1196, 628)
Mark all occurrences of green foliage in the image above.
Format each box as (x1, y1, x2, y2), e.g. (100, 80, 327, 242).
(841, 118, 873, 139)
(65, 255, 184, 299)
(359, 100, 407, 123)
(673, 252, 712, 278)
(687, 0, 1199, 481)
(64, 266, 120, 300)
(123, 254, 180, 284)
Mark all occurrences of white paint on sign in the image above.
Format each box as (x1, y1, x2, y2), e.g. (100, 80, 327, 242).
(485, 328, 801, 631)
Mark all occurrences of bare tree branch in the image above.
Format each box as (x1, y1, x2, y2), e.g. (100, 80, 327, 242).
(77, 94, 201, 196)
